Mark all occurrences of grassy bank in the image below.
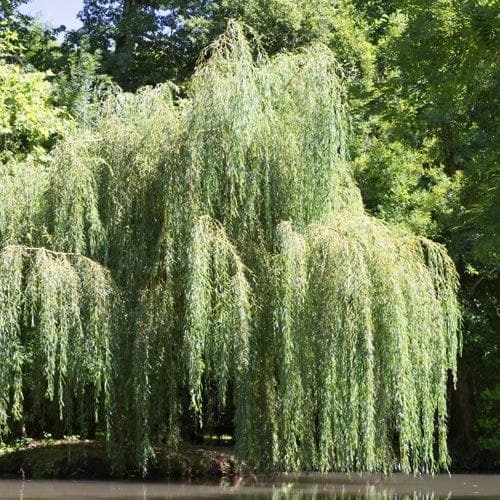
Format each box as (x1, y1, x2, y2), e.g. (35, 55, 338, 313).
(0, 438, 244, 480)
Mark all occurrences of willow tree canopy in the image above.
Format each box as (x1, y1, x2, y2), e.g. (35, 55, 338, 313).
(0, 23, 460, 475)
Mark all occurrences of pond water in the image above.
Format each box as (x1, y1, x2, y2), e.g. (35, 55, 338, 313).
(0, 474, 499, 499)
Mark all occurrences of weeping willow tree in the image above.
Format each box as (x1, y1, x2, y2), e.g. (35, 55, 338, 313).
(0, 23, 460, 475)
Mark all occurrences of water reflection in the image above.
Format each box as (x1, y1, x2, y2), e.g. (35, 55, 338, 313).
(1, 473, 499, 499)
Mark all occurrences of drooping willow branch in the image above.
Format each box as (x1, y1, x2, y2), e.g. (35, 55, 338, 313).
(0, 245, 114, 436)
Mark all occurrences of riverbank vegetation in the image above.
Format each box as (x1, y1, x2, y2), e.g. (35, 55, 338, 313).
(0, 0, 498, 475)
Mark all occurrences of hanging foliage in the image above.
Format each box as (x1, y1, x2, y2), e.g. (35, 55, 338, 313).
(0, 245, 113, 436)
(0, 22, 460, 475)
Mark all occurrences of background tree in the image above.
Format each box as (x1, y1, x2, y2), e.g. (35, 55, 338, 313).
(1, 0, 67, 72)
(0, 25, 70, 161)
(74, 0, 179, 89)
(74, 0, 375, 91)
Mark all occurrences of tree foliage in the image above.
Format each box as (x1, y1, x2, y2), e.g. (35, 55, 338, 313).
(355, 0, 498, 466)
(75, 0, 178, 90)
(0, 26, 70, 161)
(75, 0, 375, 92)
(0, 25, 461, 475)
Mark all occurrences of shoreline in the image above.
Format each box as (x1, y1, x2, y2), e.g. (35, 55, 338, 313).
(0, 439, 244, 481)
(0, 439, 497, 481)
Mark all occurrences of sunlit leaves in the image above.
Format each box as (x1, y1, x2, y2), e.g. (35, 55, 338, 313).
(0, 245, 113, 435)
(0, 24, 460, 476)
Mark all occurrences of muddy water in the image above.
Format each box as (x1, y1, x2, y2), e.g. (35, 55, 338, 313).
(0, 474, 499, 499)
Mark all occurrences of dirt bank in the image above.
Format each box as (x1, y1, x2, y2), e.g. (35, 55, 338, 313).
(0, 439, 244, 480)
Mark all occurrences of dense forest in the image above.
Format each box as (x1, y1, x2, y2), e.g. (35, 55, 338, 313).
(0, 0, 498, 474)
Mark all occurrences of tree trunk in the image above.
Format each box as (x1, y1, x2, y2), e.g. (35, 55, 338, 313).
(114, 0, 141, 90)
(450, 361, 476, 468)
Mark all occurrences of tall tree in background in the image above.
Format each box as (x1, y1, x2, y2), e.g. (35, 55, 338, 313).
(0, 22, 71, 162)
(75, 0, 375, 91)
(75, 0, 178, 89)
(1, 0, 68, 72)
